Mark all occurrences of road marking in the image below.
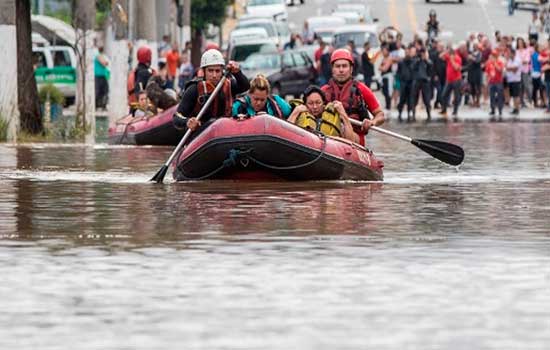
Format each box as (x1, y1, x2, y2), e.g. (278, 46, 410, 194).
(407, 0, 418, 34)
(478, 0, 495, 35)
(388, 0, 400, 30)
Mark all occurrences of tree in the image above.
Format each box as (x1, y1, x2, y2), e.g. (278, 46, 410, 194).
(16, 0, 42, 134)
(190, 0, 230, 66)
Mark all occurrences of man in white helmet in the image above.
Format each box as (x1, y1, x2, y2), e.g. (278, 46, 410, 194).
(173, 49, 250, 132)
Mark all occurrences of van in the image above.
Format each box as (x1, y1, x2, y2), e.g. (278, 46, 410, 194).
(32, 46, 77, 104)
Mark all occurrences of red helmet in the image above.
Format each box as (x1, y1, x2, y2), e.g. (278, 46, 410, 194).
(137, 46, 152, 64)
(204, 42, 220, 52)
(330, 48, 354, 65)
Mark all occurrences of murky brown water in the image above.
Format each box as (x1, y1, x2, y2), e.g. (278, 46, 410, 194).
(1, 122, 550, 349)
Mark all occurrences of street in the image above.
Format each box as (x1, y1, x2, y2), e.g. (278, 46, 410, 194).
(286, 0, 534, 43)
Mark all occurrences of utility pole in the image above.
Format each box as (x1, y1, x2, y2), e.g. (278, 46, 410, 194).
(73, 0, 96, 144)
(136, 0, 158, 67)
(108, 0, 129, 125)
(183, 0, 191, 46)
(0, 0, 19, 141)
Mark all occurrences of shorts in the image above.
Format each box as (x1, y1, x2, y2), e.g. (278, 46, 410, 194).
(508, 81, 521, 97)
(393, 77, 401, 91)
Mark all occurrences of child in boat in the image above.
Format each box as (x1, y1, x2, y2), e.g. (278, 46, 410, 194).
(231, 74, 291, 119)
(287, 85, 359, 143)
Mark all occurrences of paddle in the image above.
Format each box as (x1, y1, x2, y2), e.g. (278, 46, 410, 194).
(151, 72, 230, 183)
(348, 119, 464, 166)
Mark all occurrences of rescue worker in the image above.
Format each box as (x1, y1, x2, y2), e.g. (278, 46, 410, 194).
(288, 85, 359, 143)
(426, 9, 440, 41)
(173, 49, 250, 134)
(232, 74, 291, 119)
(321, 48, 385, 146)
(134, 46, 154, 97)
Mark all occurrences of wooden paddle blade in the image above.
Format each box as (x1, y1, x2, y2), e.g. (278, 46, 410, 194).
(151, 165, 169, 183)
(411, 139, 465, 166)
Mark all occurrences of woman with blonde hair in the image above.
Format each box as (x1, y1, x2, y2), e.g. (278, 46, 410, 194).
(232, 74, 291, 119)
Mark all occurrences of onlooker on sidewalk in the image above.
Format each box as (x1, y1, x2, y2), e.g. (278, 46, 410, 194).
(430, 40, 446, 109)
(158, 35, 171, 58)
(505, 48, 521, 115)
(302, 21, 315, 45)
(412, 47, 433, 121)
(516, 37, 532, 107)
(440, 44, 463, 119)
(528, 11, 542, 42)
(94, 46, 110, 110)
(165, 43, 180, 89)
(538, 42, 550, 112)
(485, 49, 505, 119)
(467, 43, 483, 108)
(379, 45, 394, 110)
(396, 44, 415, 122)
(361, 42, 377, 87)
(178, 52, 194, 92)
(531, 43, 545, 108)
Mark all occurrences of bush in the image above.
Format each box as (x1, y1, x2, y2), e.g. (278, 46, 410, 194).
(38, 84, 65, 105)
(0, 114, 8, 142)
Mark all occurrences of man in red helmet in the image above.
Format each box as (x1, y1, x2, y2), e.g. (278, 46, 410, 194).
(134, 46, 155, 96)
(321, 48, 385, 146)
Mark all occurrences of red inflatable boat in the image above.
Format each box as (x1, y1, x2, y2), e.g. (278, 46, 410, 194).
(108, 105, 183, 145)
(173, 114, 384, 181)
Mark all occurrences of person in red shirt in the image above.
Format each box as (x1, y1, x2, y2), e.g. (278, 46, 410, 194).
(439, 45, 463, 119)
(321, 49, 385, 146)
(164, 43, 180, 89)
(314, 40, 327, 84)
(485, 49, 505, 119)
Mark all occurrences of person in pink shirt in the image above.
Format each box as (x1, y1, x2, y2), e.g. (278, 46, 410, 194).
(439, 44, 463, 119)
(516, 37, 532, 107)
(485, 49, 505, 119)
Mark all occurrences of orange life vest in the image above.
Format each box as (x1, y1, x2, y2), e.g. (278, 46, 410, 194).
(192, 79, 233, 118)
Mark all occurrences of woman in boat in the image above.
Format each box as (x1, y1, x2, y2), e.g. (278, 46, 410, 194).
(173, 49, 250, 133)
(231, 74, 291, 119)
(287, 85, 359, 143)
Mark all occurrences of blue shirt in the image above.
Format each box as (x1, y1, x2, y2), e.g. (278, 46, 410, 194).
(532, 51, 541, 73)
(232, 94, 291, 119)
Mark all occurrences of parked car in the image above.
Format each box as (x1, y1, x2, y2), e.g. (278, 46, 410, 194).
(228, 38, 278, 63)
(509, 0, 546, 14)
(245, 0, 288, 22)
(241, 50, 317, 97)
(307, 16, 346, 44)
(236, 17, 281, 46)
(229, 27, 270, 45)
(335, 4, 377, 24)
(332, 25, 379, 52)
(32, 45, 77, 105)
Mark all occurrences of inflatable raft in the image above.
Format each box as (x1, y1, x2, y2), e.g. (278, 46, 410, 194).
(173, 114, 384, 181)
(108, 105, 182, 145)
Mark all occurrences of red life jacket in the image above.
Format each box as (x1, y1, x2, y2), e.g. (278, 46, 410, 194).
(323, 79, 371, 144)
(192, 79, 233, 118)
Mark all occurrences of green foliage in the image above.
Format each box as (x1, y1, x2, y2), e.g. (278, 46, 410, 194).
(38, 84, 65, 105)
(192, 0, 231, 31)
(0, 114, 9, 142)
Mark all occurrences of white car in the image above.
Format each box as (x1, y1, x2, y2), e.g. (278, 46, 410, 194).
(229, 27, 270, 45)
(332, 25, 380, 52)
(335, 4, 377, 24)
(236, 17, 281, 46)
(332, 10, 362, 25)
(245, 0, 288, 22)
(307, 16, 346, 44)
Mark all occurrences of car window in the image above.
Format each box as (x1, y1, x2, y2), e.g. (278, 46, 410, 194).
(242, 54, 281, 70)
(33, 51, 47, 68)
(232, 43, 277, 62)
(282, 53, 294, 67)
(52, 50, 71, 67)
(292, 53, 306, 67)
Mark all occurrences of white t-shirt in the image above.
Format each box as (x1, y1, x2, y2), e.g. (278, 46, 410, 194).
(505, 55, 522, 83)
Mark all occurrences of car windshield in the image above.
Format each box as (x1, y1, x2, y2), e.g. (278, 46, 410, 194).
(334, 31, 378, 48)
(242, 53, 281, 70)
(232, 43, 277, 62)
(248, 0, 281, 5)
(237, 22, 277, 37)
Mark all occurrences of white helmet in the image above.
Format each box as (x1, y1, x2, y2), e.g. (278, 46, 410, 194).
(200, 49, 225, 68)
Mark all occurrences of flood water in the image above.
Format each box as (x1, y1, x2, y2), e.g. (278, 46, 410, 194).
(1, 122, 549, 349)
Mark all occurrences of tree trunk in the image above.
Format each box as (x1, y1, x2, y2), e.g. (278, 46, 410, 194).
(191, 29, 202, 69)
(16, 0, 42, 134)
(108, 0, 129, 124)
(73, 0, 95, 143)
